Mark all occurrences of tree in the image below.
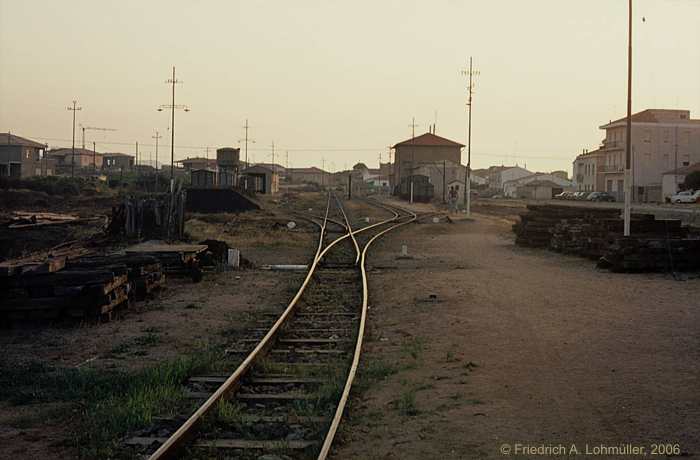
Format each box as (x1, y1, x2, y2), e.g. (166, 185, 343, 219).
(682, 171, 700, 191)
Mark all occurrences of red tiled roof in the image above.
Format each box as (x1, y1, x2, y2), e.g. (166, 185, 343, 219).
(0, 133, 46, 148)
(393, 132, 464, 148)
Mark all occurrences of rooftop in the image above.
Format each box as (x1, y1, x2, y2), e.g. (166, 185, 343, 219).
(600, 109, 700, 129)
(48, 147, 103, 156)
(0, 133, 46, 149)
(393, 132, 465, 148)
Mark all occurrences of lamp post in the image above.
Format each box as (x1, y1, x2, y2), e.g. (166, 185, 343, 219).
(158, 66, 189, 192)
(623, 0, 633, 236)
(67, 100, 82, 177)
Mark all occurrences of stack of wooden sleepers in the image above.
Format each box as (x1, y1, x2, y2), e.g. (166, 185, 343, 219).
(125, 243, 208, 281)
(66, 254, 164, 300)
(0, 254, 164, 324)
(513, 204, 700, 273)
(513, 205, 620, 248)
(599, 237, 700, 272)
(550, 214, 687, 259)
(0, 258, 129, 323)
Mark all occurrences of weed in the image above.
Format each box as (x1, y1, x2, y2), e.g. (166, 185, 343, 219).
(134, 332, 161, 347)
(110, 342, 131, 355)
(395, 389, 419, 416)
(401, 336, 425, 360)
(0, 346, 225, 458)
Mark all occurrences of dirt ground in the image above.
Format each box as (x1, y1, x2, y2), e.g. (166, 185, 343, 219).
(333, 200, 700, 459)
(0, 194, 324, 459)
(2, 193, 698, 459)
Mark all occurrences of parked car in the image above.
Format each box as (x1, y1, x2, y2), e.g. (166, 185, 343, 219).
(670, 190, 700, 204)
(587, 191, 616, 202)
(554, 191, 573, 200)
(572, 191, 589, 200)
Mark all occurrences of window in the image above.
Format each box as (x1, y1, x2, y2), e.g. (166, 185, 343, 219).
(663, 129, 669, 143)
(644, 129, 652, 143)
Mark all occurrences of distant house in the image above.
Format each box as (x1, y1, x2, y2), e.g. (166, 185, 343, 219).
(177, 157, 218, 171)
(287, 166, 329, 186)
(392, 131, 464, 194)
(515, 179, 567, 200)
(0, 133, 52, 177)
(661, 162, 700, 199)
(254, 163, 286, 178)
(503, 173, 574, 198)
(47, 147, 104, 171)
(241, 165, 279, 194)
(488, 165, 532, 191)
(103, 152, 134, 171)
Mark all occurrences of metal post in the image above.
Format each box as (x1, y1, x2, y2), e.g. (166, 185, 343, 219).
(623, 0, 633, 236)
(170, 66, 176, 192)
(93, 141, 96, 171)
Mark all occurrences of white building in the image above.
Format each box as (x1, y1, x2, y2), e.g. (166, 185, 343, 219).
(503, 173, 574, 198)
(488, 166, 532, 191)
(596, 109, 700, 202)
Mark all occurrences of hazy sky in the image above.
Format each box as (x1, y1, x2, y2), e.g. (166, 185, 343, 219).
(1, 0, 699, 173)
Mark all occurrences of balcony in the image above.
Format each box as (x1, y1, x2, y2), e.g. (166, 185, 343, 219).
(599, 164, 623, 173)
(601, 139, 624, 150)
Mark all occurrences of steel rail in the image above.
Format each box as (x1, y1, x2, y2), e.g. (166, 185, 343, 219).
(318, 201, 417, 460)
(148, 194, 399, 459)
(149, 192, 332, 460)
(333, 193, 361, 264)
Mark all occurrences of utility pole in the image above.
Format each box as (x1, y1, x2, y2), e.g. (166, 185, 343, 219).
(271, 141, 275, 174)
(158, 66, 189, 192)
(93, 141, 97, 171)
(409, 117, 418, 203)
(462, 56, 480, 217)
(135, 141, 139, 172)
(322, 157, 325, 188)
(67, 100, 82, 177)
(243, 119, 251, 167)
(623, 0, 633, 236)
(153, 130, 162, 192)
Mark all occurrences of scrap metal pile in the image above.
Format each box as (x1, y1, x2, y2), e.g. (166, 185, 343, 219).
(513, 204, 700, 272)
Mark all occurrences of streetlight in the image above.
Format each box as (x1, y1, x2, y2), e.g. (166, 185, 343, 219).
(623, 0, 633, 236)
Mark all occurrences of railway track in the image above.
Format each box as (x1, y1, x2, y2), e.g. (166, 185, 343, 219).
(127, 193, 416, 459)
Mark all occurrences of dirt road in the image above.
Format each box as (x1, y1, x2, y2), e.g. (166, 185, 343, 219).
(335, 207, 700, 459)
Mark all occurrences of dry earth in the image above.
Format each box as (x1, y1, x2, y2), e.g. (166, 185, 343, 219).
(334, 200, 700, 459)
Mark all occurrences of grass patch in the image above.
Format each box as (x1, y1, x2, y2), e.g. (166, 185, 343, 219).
(134, 332, 161, 347)
(401, 336, 425, 360)
(0, 346, 226, 458)
(394, 389, 419, 416)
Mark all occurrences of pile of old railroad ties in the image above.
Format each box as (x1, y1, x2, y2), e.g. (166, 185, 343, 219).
(0, 241, 224, 324)
(513, 204, 700, 272)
